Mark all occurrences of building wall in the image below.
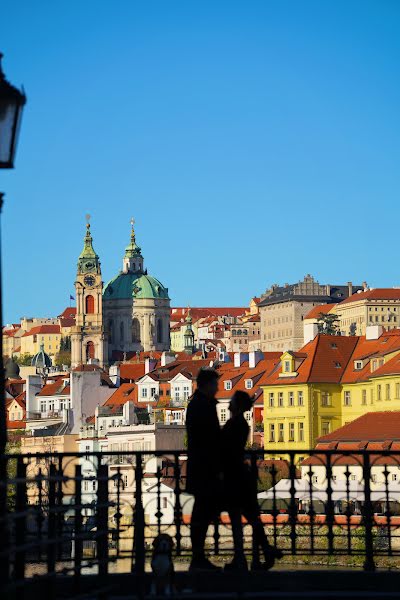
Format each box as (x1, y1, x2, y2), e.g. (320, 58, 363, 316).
(260, 301, 323, 352)
(335, 299, 400, 337)
(20, 331, 61, 357)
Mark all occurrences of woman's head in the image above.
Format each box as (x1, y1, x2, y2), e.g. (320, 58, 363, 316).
(229, 391, 254, 416)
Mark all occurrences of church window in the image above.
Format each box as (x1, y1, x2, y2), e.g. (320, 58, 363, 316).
(85, 295, 95, 314)
(86, 341, 95, 360)
(109, 320, 113, 343)
(157, 319, 163, 343)
(120, 322, 124, 343)
(132, 318, 141, 343)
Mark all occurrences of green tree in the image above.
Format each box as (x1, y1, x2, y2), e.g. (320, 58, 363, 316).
(317, 313, 340, 336)
(54, 350, 71, 368)
(16, 353, 34, 366)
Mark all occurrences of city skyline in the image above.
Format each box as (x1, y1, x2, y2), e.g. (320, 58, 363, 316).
(2, 1, 400, 323)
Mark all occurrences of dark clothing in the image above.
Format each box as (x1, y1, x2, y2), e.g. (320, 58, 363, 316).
(186, 389, 222, 561)
(186, 390, 222, 495)
(221, 415, 255, 509)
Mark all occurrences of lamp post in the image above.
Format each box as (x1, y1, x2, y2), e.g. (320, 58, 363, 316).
(0, 52, 26, 585)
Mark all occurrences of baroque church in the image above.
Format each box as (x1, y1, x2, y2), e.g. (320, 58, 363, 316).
(70, 219, 171, 367)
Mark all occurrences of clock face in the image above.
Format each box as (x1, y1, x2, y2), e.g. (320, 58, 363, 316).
(84, 275, 96, 287)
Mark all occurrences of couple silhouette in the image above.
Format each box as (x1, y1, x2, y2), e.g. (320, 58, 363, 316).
(186, 367, 282, 572)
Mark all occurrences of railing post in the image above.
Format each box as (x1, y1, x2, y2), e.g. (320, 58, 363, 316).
(288, 452, 297, 556)
(14, 456, 27, 588)
(325, 453, 335, 555)
(362, 452, 375, 571)
(74, 465, 82, 594)
(47, 463, 57, 598)
(97, 463, 109, 579)
(173, 453, 182, 555)
(133, 452, 145, 575)
(250, 451, 261, 567)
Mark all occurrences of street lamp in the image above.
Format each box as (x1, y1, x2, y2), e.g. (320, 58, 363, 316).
(0, 53, 26, 168)
(0, 54, 26, 585)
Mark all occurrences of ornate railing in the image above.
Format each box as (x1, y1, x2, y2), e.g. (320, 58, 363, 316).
(1, 448, 400, 597)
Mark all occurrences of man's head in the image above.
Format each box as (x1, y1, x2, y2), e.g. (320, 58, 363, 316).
(196, 367, 219, 398)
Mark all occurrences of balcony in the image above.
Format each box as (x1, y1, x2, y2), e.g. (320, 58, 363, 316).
(2, 448, 400, 598)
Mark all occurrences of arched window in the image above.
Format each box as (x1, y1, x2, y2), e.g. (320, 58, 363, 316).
(157, 319, 163, 343)
(132, 318, 141, 343)
(86, 341, 95, 360)
(85, 295, 95, 314)
(120, 321, 124, 343)
(108, 320, 113, 343)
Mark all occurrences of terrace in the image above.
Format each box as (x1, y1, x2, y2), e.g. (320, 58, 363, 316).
(1, 448, 400, 599)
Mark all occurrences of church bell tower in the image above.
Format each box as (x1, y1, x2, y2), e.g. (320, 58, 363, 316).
(71, 216, 107, 368)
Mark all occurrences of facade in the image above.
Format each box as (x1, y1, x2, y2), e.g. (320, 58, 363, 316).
(20, 324, 62, 358)
(333, 288, 400, 337)
(259, 275, 365, 352)
(71, 220, 171, 368)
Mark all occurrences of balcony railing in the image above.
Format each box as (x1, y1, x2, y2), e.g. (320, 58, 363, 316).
(1, 448, 400, 597)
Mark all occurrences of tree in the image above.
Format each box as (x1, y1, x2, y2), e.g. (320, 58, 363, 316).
(349, 322, 357, 336)
(16, 353, 34, 366)
(54, 350, 71, 368)
(317, 313, 340, 336)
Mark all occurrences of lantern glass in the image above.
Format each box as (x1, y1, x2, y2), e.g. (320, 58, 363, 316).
(0, 98, 21, 167)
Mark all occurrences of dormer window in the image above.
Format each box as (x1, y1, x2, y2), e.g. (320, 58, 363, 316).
(245, 379, 253, 389)
(354, 360, 363, 370)
(334, 362, 341, 368)
(224, 380, 232, 391)
(284, 360, 291, 373)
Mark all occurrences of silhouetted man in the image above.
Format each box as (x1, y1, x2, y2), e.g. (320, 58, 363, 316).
(186, 368, 221, 571)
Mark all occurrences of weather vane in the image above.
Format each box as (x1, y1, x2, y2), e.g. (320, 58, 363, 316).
(85, 213, 91, 228)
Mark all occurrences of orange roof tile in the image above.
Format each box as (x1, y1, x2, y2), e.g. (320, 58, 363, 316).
(304, 304, 336, 320)
(339, 288, 400, 305)
(22, 325, 61, 337)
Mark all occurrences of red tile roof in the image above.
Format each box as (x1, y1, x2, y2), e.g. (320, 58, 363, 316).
(262, 335, 358, 385)
(38, 376, 70, 397)
(58, 307, 76, 319)
(22, 325, 61, 337)
(119, 363, 146, 381)
(339, 288, 400, 305)
(304, 304, 336, 320)
(341, 331, 400, 383)
(318, 411, 400, 442)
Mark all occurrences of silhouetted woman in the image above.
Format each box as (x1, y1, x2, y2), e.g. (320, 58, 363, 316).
(221, 390, 282, 571)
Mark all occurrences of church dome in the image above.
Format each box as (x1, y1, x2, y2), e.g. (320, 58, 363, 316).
(103, 272, 169, 300)
(31, 344, 52, 369)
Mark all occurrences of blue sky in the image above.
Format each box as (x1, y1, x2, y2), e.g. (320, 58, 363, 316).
(1, 1, 400, 323)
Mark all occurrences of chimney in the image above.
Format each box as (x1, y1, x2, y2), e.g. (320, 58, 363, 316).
(347, 281, 353, 296)
(366, 325, 383, 341)
(161, 351, 176, 367)
(304, 322, 319, 345)
(145, 357, 158, 373)
(249, 350, 264, 369)
(234, 352, 249, 368)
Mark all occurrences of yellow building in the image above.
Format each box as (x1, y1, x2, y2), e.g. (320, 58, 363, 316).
(261, 336, 359, 460)
(262, 328, 400, 460)
(20, 324, 62, 358)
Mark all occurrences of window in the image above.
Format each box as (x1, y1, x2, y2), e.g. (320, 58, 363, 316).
(120, 321, 124, 343)
(284, 360, 291, 373)
(225, 381, 232, 391)
(350, 474, 356, 481)
(183, 385, 190, 400)
(334, 362, 341, 369)
(220, 408, 227, 423)
(362, 390, 367, 405)
(370, 389, 374, 404)
(396, 383, 400, 399)
(392, 474, 397, 481)
(371, 474, 377, 483)
(245, 380, 253, 389)
(321, 392, 331, 407)
(40, 400, 46, 413)
(92, 481, 96, 491)
(163, 497, 168, 509)
(85, 294, 95, 314)
(312, 475, 318, 484)
(150, 387, 157, 397)
(141, 388, 148, 398)
(288, 392, 294, 407)
(278, 423, 284, 442)
(268, 393, 274, 407)
(269, 423, 275, 442)
(132, 318, 141, 343)
(84, 480, 89, 492)
(278, 392, 284, 407)
(289, 422, 295, 442)
(385, 384, 390, 400)
(377, 385, 382, 401)
(344, 391, 351, 406)
(157, 319, 163, 344)
(123, 474, 128, 488)
(298, 391, 304, 406)
(355, 361, 363, 370)
(321, 421, 331, 436)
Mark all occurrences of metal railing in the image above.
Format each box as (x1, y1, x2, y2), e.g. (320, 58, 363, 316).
(1, 448, 400, 597)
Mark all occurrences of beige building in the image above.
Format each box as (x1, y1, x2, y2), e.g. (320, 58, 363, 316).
(333, 288, 400, 336)
(259, 275, 364, 352)
(20, 324, 62, 358)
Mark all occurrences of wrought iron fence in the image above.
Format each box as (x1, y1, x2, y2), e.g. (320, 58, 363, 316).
(1, 448, 400, 597)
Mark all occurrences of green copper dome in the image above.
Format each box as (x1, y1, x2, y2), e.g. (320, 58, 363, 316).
(103, 272, 169, 300)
